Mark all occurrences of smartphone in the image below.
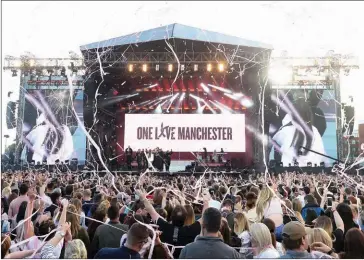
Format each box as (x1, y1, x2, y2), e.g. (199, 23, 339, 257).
(327, 197, 332, 207)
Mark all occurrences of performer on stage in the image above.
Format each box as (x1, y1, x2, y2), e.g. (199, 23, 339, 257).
(125, 145, 133, 170)
(136, 149, 143, 171)
(164, 149, 173, 172)
(203, 147, 208, 162)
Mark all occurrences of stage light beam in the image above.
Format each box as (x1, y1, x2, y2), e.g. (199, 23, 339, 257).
(207, 84, 233, 94)
(200, 83, 210, 93)
(218, 63, 224, 72)
(180, 93, 186, 101)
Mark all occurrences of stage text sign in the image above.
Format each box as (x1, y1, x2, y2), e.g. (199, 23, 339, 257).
(124, 114, 245, 152)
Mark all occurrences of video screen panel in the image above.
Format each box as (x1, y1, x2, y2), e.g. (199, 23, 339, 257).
(268, 89, 337, 166)
(21, 89, 86, 164)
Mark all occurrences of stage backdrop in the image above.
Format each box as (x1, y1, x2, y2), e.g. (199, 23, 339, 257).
(21, 89, 86, 164)
(124, 114, 245, 152)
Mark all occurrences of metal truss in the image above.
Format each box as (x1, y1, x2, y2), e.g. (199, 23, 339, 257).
(82, 51, 271, 66)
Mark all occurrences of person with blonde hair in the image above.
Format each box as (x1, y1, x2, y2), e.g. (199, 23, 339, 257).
(66, 204, 90, 251)
(233, 212, 251, 253)
(250, 223, 280, 258)
(308, 228, 333, 249)
(184, 204, 195, 226)
(256, 187, 284, 241)
(70, 198, 86, 228)
(64, 239, 87, 259)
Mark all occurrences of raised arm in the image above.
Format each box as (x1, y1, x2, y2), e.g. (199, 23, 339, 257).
(24, 191, 36, 239)
(58, 199, 69, 227)
(137, 190, 160, 222)
(332, 202, 344, 232)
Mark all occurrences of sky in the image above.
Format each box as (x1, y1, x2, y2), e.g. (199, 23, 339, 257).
(2, 1, 364, 153)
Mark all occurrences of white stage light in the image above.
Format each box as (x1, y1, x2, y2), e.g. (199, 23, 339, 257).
(181, 64, 185, 71)
(218, 63, 224, 72)
(241, 98, 254, 108)
(200, 83, 210, 93)
(269, 66, 292, 84)
(194, 64, 198, 71)
(179, 93, 186, 101)
(128, 64, 134, 72)
(189, 93, 201, 101)
(142, 64, 147, 72)
(207, 84, 232, 94)
(207, 64, 212, 72)
(147, 84, 158, 89)
(156, 64, 160, 71)
(168, 64, 173, 72)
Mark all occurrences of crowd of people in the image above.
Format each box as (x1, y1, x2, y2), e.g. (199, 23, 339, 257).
(1, 169, 364, 259)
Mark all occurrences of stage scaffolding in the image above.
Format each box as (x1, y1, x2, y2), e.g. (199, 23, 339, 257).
(3, 53, 359, 165)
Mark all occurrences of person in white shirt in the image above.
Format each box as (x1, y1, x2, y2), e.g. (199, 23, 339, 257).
(271, 98, 328, 167)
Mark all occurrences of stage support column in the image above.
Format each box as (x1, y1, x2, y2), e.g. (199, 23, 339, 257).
(332, 66, 344, 162)
(15, 73, 27, 164)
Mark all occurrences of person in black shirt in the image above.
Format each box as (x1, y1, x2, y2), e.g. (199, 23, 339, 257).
(137, 190, 207, 258)
(94, 223, 149, 259)
(136, 149, 143, 171)
(164, 150, 172, 172)
(125, 146, 133, 170)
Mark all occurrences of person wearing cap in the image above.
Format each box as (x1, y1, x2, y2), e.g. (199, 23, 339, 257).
(280, 221, 333, 259)
(280, 221, 311, 258)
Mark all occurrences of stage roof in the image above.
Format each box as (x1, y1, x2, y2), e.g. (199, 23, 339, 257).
(80, 23, 273, 51)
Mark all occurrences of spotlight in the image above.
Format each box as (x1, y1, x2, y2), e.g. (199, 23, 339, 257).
(128, 64, 134, 72)
(279, 162, 283, 167)
(194, 64, 198, 71)
(207, 64, 212, 72)
(142, 64, 147, 72)
(181, 64, 185, 71)
(168, 64, 173, 72)
(156, 64, 160, 71)
(11, 70, 17, 77)
(218, 63, 224, 72)
(240, 98, 254, 108)
(180, 93, 186, 101)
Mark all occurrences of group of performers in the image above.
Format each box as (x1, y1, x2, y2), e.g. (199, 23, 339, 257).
(124, 146, 173, 171)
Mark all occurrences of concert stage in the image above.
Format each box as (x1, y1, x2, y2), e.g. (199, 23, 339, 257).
(81, 23, 272, 170)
